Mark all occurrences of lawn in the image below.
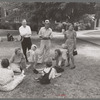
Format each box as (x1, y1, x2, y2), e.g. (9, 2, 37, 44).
(0, 31, 66, 98)
(0, 30, 100, 98)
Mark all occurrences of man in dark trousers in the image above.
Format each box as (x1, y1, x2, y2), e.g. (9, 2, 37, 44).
(19, 19, 32, 62)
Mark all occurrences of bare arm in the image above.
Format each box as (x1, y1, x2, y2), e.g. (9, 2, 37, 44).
(38, 28, 43, 39)
(21, 54, 26, 63)
(64, 31, 67, 40)
(9, 55, 14, 63)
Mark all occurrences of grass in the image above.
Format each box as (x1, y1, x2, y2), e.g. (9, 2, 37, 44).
(0, 30, 100, 98)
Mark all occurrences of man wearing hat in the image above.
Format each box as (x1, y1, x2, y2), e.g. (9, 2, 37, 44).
(38, 20, 53, 63)
(19, 19, 32, 62)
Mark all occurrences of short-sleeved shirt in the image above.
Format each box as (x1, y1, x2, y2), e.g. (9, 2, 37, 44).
(19, 25, 32, 38)
(0, 68, 14, 86)
(9, 53, 25, 64)
(39, 27, 53, 38)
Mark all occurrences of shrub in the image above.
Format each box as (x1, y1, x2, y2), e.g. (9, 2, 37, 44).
(0, 22, 21, 30)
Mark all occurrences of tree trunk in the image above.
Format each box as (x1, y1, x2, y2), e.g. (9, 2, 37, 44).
(96, 18, 99, 27)
(35, 18, 39, 34)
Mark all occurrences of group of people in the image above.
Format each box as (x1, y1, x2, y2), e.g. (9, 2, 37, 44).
(0, 19, 77, 91)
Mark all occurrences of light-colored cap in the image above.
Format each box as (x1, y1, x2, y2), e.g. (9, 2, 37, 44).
(45, 20, 50, 24)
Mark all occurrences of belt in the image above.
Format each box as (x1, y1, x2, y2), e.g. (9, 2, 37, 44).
(20, 36, 30, 42)
(24, 37, 30, 38)
(41, 38, 50, 40)
(41, 37, 51, 40)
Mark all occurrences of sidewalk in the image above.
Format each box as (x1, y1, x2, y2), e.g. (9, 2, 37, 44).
(77, 30, 100, 46)
(53, 30, 100, 46)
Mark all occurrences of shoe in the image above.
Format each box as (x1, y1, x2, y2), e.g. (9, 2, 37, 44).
(34, 77, 39, 80)
(70, 66, 76, 69)
(33, 69, 39, 74)
(66, 64, 70, 67)
(34, 78, 40, 81)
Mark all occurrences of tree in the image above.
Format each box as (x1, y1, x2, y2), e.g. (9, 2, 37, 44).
(94, 3, 100, 27)
(0, 2, 96, 30)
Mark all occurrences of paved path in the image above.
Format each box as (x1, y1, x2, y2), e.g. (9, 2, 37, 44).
(77, 30, 100, 46)
(52, 30, 100, 46)
(0, 29, 100, 46)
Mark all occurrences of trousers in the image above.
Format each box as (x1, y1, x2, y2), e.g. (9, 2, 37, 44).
(21, 37, 32, 62)
(38, 40, 51, 63)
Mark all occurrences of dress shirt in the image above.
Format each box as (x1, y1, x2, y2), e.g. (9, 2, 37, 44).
(19, 25, 32, 38)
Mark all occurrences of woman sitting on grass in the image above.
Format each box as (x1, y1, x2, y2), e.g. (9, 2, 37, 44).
(52, 49, 65, 73)
(9, 47, 28, 73)
(0, 58, 25, 91)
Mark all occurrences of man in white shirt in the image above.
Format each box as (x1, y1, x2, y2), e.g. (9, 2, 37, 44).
(38, 20, 53, 63)
(19, 19, 32, 62)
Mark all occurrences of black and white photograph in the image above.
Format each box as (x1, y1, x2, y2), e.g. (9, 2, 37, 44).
(0, 1, 100, 98)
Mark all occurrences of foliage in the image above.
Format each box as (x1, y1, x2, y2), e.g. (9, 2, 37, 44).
(0, 22, 21, 30)
(0, 2, 96, 30)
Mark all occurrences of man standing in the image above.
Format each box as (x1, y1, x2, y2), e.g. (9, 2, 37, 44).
(38, 20, 53, 63)
(19, 19, 32, 62)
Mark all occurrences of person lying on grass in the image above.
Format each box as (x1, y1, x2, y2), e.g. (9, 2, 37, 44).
(52, 49, 66, 73)
(34, 59, 61, 84)
(0, 58, 25, 91)
(9, 47, 29, 73)
(26, 44, 38, 69)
